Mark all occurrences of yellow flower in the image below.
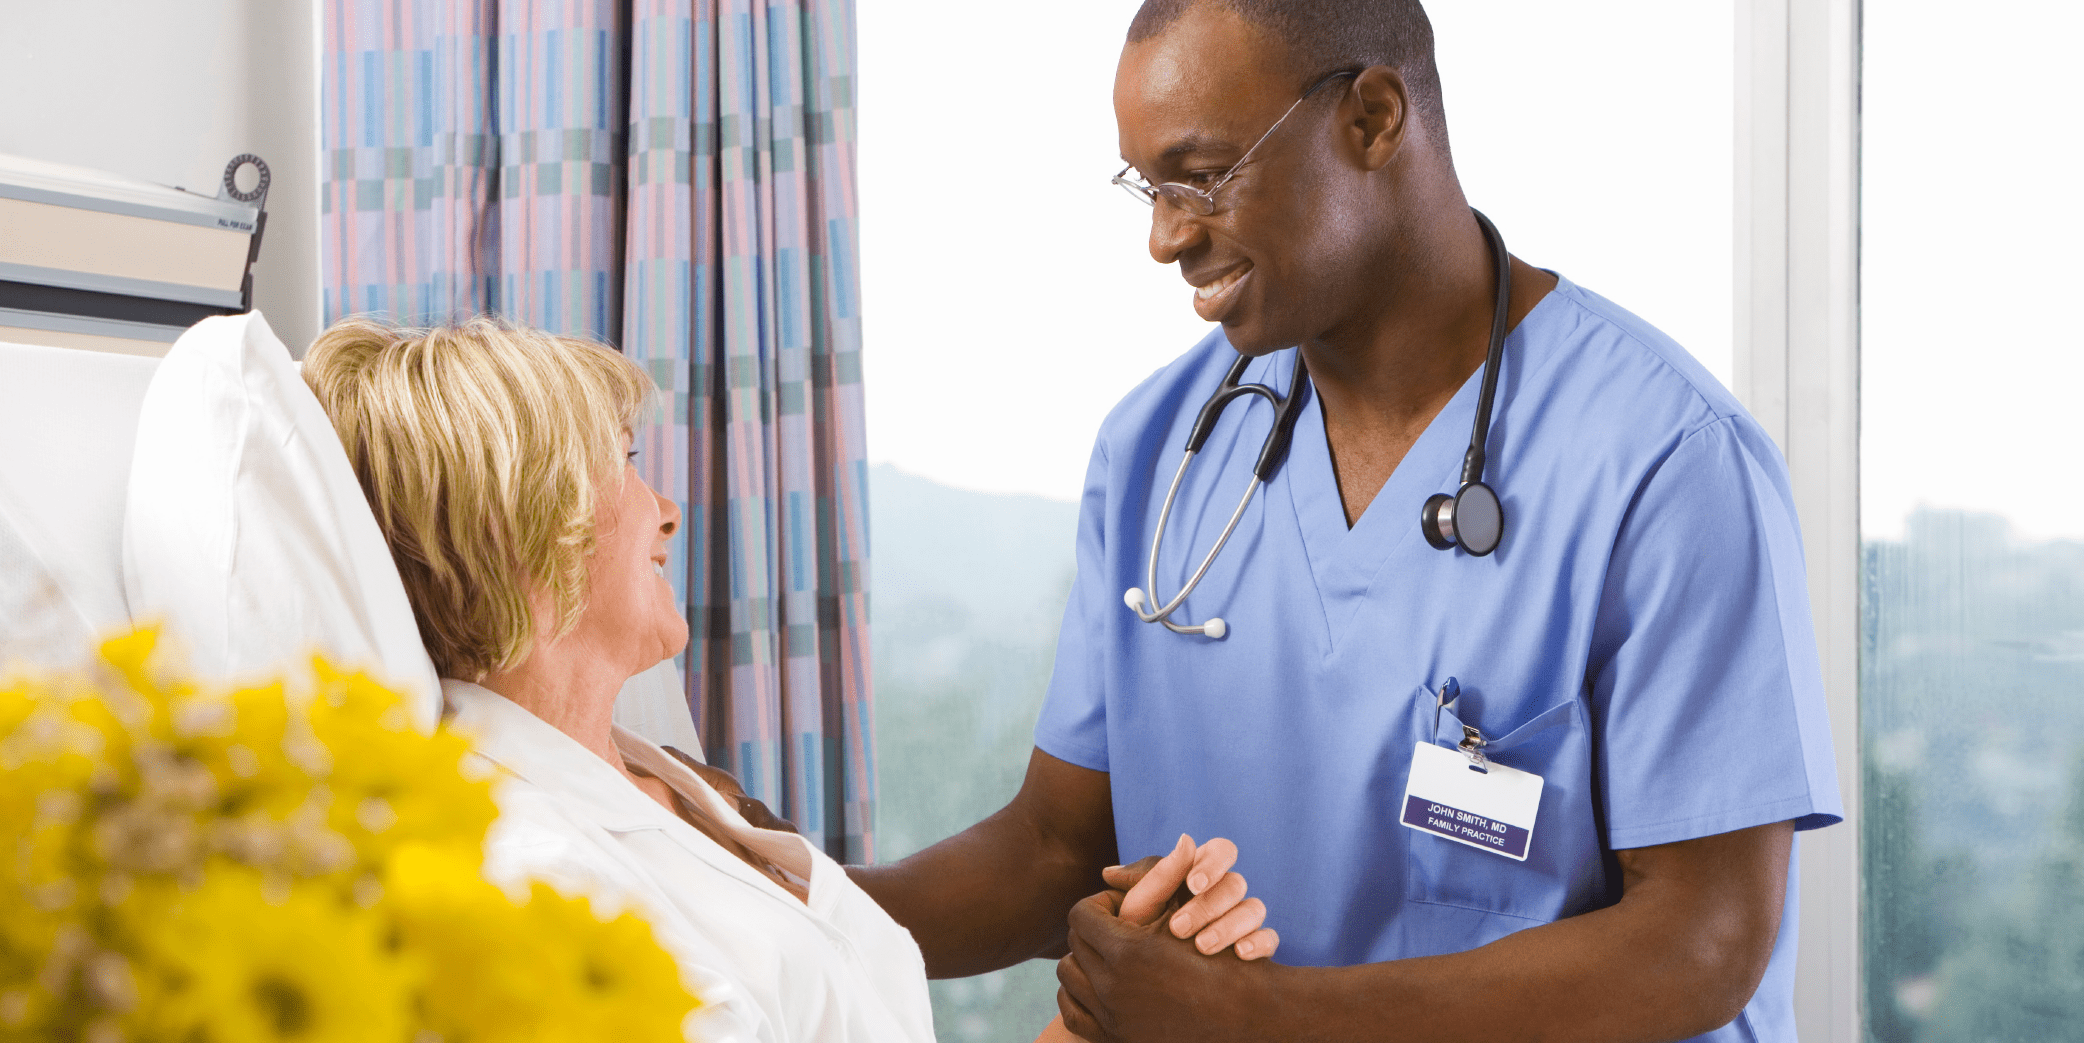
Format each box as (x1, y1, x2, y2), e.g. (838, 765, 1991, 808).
(95, 628, 190, 715)
(306, 662, 497, 873)
(384, 845, 697, 1043)
(173, 680, 308, 823)
(514, 883, 700, 1043)
(384, 842, 547, 1042)
(4, 630, 703, 1043)
(123, 867, 416, 1043)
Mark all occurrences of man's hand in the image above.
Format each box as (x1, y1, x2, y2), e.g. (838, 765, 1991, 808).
(1053, 834, 1281, 1043)
(1055, 887, 1274, 1043)
(1103, 834, 1279, 959)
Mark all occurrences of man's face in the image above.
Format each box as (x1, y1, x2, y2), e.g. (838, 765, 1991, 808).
(1114, 7, 1356, 355)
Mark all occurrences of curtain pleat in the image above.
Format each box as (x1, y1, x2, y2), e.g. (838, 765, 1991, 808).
(493, 0, 627, 339)
(322, 0, 500, 322)
(323, 0, 873, 862)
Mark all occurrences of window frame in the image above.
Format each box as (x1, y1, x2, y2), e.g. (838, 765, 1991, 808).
(1733, 0, 1863, 1037)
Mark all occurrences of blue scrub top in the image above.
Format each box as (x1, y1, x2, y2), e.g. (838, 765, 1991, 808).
(1035, 275, 1842, 1043)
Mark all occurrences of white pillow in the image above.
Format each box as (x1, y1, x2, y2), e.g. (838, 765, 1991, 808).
(613, 657, 705, 758)
(121, 313, 442, 728)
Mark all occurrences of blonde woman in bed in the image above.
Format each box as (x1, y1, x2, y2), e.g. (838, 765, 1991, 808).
(303, 318, 1277, 1043)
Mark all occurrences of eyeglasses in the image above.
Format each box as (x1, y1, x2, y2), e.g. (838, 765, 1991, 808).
(1112, 69, 1360, 216)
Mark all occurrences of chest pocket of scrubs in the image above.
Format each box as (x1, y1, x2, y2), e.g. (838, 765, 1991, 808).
(1402, 691, 1602, 926)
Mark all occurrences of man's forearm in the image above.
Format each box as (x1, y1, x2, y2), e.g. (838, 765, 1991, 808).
(1261, 895, 1767, 1042)
(850, 749, 1119, 979)
(1061, 823, 1792, 1043)
(851, 803, 1112, 977)
(1248, 827, 1792, 1043)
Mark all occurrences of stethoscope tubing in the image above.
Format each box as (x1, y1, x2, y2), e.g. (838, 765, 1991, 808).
(1129, 208, 1511, 637)
(1132, 450, 1262, 635)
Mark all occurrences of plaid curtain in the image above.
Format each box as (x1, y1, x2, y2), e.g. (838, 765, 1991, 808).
(321, 0, 875, 862)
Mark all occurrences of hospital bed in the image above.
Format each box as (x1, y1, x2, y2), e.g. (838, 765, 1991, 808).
(0, 329, 701, 751)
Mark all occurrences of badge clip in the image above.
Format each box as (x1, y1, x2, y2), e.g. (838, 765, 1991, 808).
(1458, 725, 1489, 772)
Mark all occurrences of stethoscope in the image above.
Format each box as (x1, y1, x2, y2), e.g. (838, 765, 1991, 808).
(1123, 209, 1514, 639)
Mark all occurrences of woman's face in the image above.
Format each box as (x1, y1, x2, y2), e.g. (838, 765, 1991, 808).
(573, 431, 689, 671)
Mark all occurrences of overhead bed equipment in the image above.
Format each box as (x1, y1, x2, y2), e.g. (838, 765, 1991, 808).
(0, 152, 268, 357)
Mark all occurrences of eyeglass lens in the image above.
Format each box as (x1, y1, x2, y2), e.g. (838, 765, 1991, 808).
(1111, 170, 1218, 216)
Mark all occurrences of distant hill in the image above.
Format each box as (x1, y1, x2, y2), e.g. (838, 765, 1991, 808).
(868, 463, 1079, 629)
(866, 464, 1077, 1043)
(867, 464, 1079, 742)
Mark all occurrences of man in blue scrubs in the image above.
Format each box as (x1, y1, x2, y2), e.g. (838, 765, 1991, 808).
(852, 2, 1841, 1041)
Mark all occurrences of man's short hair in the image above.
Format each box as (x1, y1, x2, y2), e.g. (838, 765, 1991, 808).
(1126, 0, 1448, 147)
(304, 317, 654, 681)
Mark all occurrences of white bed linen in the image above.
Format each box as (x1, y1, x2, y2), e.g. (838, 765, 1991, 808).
(446, 679, 936, 1043)
(0, 494, 93, 669)
(0, 340, 158, 631)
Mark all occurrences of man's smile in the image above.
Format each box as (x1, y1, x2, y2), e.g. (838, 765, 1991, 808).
(1189, 261, 1253, 320)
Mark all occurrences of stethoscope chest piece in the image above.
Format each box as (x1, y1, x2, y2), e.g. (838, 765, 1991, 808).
(1421, 481, 1503, 557)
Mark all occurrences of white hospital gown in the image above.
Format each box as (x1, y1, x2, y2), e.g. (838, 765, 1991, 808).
(444, 679, 936, 1043)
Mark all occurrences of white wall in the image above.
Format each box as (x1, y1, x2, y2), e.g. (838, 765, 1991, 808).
(0, 0, 321, 354)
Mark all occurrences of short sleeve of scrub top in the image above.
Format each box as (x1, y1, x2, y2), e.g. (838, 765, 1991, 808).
(1031, 275, 1841, 1043)
(1036, 436, 1116, 773)
(1585, 414, 1841, 848)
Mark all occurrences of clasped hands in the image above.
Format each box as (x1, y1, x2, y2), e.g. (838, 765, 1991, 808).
(1050, 834, 1280, 1043)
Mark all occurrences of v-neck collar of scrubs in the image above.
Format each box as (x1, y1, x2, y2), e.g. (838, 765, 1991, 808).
(1278, 282, 1567, 654)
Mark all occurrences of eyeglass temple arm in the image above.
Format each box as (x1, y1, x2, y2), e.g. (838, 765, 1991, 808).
(1206, 70, 1360, 197)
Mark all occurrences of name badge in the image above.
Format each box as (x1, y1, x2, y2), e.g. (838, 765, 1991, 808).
(1400, 741, 1543, 861)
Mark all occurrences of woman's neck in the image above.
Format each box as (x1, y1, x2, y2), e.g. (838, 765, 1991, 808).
(478, 631, 632, 769)
(479, 635, 808, 903)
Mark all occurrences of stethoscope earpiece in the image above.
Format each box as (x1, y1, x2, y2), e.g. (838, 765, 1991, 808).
(1123, 351, 1309, 642)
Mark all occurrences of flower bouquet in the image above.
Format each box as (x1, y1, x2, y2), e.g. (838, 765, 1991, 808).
(0, 629, 700, 1042)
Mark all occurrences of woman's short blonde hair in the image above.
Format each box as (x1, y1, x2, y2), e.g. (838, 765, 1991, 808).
(303, 316, 654, 681)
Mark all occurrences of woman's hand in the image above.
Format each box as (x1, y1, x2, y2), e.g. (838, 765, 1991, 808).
(1100, 834, 1278, 960)
(1033, 1014, 1087, 1043)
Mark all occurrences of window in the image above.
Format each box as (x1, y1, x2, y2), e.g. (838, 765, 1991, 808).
(1858, 3, 2084, 1040)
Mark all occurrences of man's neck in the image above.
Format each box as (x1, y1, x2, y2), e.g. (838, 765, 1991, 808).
(1300, 206, 1557, 526)
(1304, 208, 1498, 425)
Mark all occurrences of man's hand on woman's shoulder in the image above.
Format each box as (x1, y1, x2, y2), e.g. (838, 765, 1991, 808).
(663, 746, 799, 834)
